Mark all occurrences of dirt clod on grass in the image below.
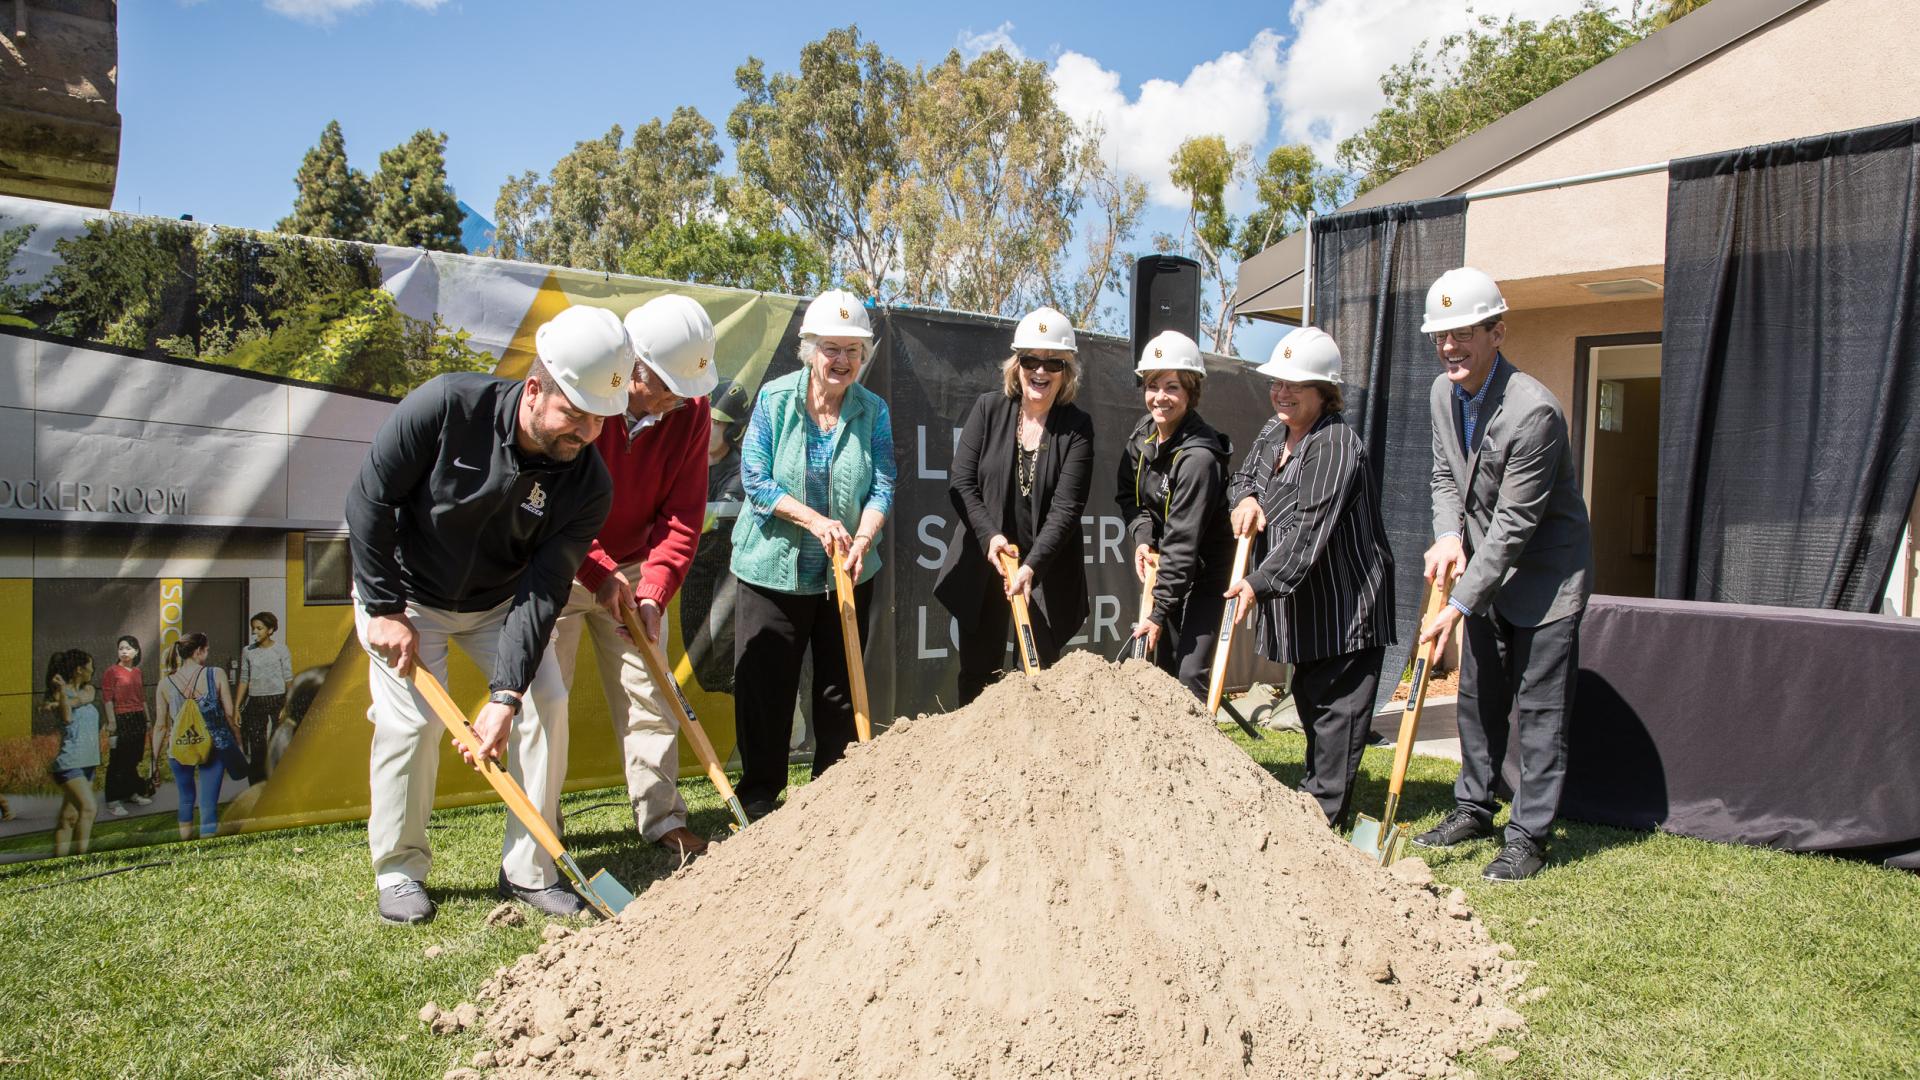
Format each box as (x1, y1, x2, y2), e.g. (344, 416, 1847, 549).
(477, 653, 1526, 1078)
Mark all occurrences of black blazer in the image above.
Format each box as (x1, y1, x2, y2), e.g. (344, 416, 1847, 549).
(934, 390, 1095, 636)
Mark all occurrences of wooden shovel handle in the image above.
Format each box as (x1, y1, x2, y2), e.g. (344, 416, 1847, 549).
(621, 609, 742, 807)
(831, 550, 873, 742)
(409, 668, 569, 864)
(1385, 577, 1454, 799)
(995, 544, 1042, 677)
(1205, 535, 1254, 716)
(1136, 550, 1160, 628)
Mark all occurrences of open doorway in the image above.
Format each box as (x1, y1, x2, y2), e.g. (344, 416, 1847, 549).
(1575, 337, 1661, 598)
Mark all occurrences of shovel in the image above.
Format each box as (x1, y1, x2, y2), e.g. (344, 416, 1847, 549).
(1349, 576, 1453, 867)
(994, 544, 1042, 679)
(1206, 534, 1264, 741)
(1124, 550, 1160, 661)
(830, 548, 873, 743)
(621, 609, 750, 833)
(410, 668, 635, 919)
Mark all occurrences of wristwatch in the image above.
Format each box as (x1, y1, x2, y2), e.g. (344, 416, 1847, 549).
(488, 690, 524, 715)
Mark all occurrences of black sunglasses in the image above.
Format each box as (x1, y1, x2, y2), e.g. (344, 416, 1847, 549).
(1018, 354, 1068, 373)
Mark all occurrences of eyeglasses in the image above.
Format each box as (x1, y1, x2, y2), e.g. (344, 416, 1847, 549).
(816, 344, 864, 361)
(1430, 321, 1499, 346)
(1018, 354, 1068, 373)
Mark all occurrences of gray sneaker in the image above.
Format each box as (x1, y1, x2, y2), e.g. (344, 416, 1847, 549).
(377, 879, 437, 925)
(497, 871, 587, 917)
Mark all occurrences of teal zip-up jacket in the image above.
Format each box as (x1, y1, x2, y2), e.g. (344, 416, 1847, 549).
(731, 368, 895, 594)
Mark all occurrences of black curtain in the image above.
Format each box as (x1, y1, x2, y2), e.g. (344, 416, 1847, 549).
(1658, 117, 1920, 610)
(1311, 197, 1467, 707)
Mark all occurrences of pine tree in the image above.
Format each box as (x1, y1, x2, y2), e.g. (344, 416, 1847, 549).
(277, 120, 372, 241)
(368, 129, 466, 252)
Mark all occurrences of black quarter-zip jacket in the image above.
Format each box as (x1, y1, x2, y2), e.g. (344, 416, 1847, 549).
(1115, 411, 1234, 625)
(345, 373, 613, 693)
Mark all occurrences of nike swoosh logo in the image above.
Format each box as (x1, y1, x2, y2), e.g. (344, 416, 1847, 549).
(452, 458, 482, 471)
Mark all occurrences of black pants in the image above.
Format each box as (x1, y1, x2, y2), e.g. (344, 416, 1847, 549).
(1294, 646, 1386, 828)
(240, 694, 283, 785)
(1150, 581, 1228, 701)
(733, 578, 877, 806)
(104, 710, 148, 802)
(956, 588, 1065, 706)
(1455, 608, 1581, 843)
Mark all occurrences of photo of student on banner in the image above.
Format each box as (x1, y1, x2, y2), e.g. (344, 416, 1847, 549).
(100, 635, 155, 818)
(236, 612, 292, 787)
(155, 632, 242, 841)
(44, 649, 103, 857)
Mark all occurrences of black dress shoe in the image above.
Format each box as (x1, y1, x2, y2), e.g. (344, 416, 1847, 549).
(1412, 806, 1496, 848)
(743, 799, 777, 822)
(1482, 836, 1547, 882)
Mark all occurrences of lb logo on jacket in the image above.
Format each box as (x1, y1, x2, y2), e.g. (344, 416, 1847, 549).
(521, 481, 548, 517)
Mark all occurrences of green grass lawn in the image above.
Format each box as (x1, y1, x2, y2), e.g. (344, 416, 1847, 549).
(1, 736, 1915, 1079)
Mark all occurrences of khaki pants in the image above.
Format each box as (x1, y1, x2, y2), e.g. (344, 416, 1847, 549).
(525, 567, 688, 843)
(357, 597, 569, 890)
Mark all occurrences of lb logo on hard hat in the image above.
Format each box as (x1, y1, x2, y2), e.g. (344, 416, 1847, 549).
(610, 371, 623, 389)
(1154, 347, 1163, 359)
(1284, 347, 1293, 359)
(839, 307, 849, 320)
(1441, 294, 1453, 308)
(1038, 322, 1049, 333)
(697, 355, 709, 370)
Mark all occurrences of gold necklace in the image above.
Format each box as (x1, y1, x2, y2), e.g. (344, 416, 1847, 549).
(1017, 438, 1043, 497)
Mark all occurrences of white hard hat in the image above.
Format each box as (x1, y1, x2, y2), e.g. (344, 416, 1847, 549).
(800, 288, 874, 340)
(626, 294, 718, 398)
(1256, 326, 1342, 385)
(1134, 330, 1206, 376)
(1421, 267, 1508, 333)
(1012, 306, 1076, 353)
(534, 305, 632, 417)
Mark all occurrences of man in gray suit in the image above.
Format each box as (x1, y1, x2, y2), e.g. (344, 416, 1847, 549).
(1412, 267, 1593, 882)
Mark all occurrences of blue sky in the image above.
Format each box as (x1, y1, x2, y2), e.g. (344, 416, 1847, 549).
(121, 0, 1589, 351)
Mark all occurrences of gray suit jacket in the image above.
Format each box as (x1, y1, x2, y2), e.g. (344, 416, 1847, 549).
(1430, 357, 1593, 626)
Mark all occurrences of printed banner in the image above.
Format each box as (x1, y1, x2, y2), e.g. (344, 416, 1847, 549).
(0, 194, 1278, 864)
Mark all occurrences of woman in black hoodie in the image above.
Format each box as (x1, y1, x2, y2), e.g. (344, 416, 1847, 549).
(1117, 330, 1234, 699)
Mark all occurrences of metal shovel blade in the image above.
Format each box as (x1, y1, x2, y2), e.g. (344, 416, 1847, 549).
(1348, 815, 1409, 866)
(558, 853, 634, 919)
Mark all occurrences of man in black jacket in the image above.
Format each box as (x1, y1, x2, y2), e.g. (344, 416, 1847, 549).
(346, 304, 628, 924)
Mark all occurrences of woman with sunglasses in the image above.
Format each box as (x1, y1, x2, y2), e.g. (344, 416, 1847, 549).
(935, 306, 1095, 704)
(1118, 330, 1234, 699)
(730, 289, 895, 820)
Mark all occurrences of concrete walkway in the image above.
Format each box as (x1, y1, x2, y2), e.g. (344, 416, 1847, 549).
(1220, 684, 1462, 762)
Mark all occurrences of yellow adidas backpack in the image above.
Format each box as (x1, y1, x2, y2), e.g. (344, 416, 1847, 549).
(168, 672, 213, 767)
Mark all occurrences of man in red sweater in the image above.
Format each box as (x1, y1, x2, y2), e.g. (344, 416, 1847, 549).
(524, 293, 717, 856)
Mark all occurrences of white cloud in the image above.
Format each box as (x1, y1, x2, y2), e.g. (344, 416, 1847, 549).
(1048, 0, 1595, 213)
(264, 0, 445, 26)
(957, 21, 1024, 61)
(1276, 0, 1592, 162)
(1050, 30, 1286, 210)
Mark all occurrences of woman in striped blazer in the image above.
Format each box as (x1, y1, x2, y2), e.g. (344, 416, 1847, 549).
(1225, 327, 1396, 829)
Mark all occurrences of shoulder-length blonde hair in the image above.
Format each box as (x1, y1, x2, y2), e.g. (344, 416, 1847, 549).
(1001, 350, 1080, 406)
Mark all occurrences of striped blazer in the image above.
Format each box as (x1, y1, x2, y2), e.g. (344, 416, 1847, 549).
(1227, 411, 1397, 664)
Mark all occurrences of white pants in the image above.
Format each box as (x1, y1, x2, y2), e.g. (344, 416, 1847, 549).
(525, 567, 688, 842)
(357, 597, 569, 890)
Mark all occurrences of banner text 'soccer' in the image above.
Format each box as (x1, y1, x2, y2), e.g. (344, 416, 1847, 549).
(0, 194, 1279, 864)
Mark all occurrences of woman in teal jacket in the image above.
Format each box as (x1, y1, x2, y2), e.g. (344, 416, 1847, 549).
(730, 290, 895, 819)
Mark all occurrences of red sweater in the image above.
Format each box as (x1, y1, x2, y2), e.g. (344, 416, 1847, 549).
(576, 397, 711, 606)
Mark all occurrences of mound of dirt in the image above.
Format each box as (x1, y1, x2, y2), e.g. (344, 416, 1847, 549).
(476, 653, 1526, 1078)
